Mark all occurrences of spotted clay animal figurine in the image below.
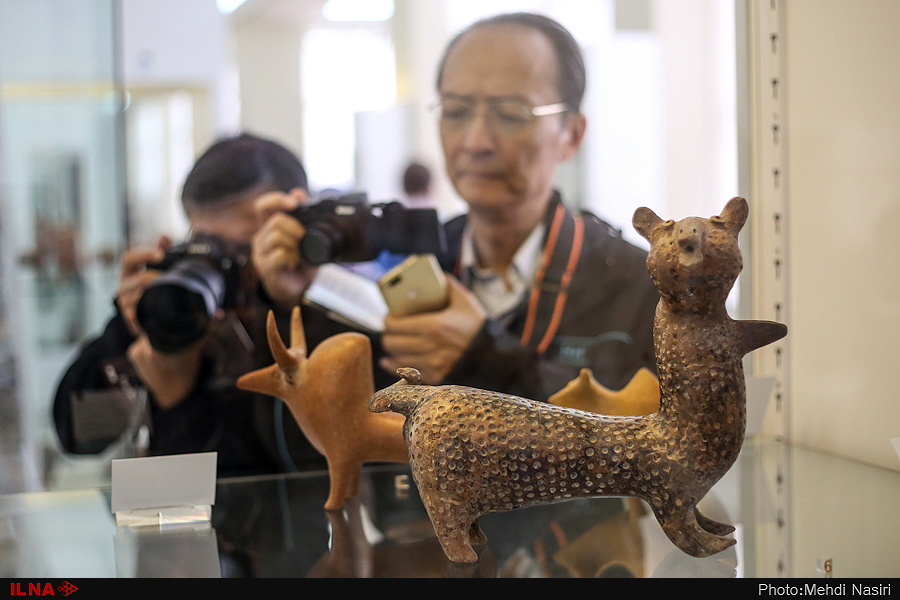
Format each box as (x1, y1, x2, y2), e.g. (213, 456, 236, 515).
(549, 367, 660, 417)
(369, 197, 787, 563)
(237, 307, 408, 510)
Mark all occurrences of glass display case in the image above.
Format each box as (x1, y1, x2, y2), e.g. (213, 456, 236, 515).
(0, 438, 897, 580)
(0, 0, 126, 490)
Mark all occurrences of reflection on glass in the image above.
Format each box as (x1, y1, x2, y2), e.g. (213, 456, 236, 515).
(114, 524, 221, 578)
(27, 152, 86, 349)
(0, 0, 126, 493)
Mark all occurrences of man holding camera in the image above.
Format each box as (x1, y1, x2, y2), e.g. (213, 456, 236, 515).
(379, 13, 659, 402)
(53, 133, 389, 475)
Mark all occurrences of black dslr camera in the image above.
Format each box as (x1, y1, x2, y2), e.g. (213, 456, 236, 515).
(291, 193, 446, 265)
(135, 235, 251, 353)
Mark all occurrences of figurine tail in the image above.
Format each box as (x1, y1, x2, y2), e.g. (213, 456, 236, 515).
(737, 320, 787, 356)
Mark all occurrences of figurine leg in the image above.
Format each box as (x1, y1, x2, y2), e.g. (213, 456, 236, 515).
(657, 504, 736, 558)
(468, 518, 487, 546)
(423, 494, 479, 563)
(323, 459, 362, 511)
(695, 507, 735, 536)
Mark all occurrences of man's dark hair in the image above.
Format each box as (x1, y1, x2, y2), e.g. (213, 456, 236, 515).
(435, 12, 586, 112)
(181, 133, 308, 211)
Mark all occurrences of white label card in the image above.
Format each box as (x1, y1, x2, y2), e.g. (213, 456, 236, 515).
(110, 452, 217, 513)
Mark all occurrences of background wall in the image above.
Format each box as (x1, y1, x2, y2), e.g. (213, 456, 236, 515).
(780, 0, 900, 471)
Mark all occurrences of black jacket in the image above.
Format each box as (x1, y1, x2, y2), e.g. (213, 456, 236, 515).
(437, 192, 659, 402)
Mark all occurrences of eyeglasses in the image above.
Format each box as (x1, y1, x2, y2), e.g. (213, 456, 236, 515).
(433, 97, 569, 133)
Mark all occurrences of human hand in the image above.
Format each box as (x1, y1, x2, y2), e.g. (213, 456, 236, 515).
(115, 236, 171, 336)
(127, 334, 207, 411)
(380, 276, 487, 384)
(251, 191, 318, 310)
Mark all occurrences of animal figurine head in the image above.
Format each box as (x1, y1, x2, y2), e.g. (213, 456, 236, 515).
(633, 196, 747, 314)
(370, 198, 787, 563)
(237, 306, 408, 510)
(633, 196, 787, 364)
(548, 367, 659, 417)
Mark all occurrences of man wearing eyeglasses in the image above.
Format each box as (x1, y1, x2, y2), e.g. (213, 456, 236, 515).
(379, 13, 659, 402)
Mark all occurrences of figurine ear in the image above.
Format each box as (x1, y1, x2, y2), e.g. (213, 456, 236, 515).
(719, 197, 749, 235)
(633, 207, 664, 242)
(289, 305, 307, 358)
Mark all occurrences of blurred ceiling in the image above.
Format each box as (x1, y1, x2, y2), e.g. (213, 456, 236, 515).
(228, 0, 354, 28)
(229, 0, 327, 27)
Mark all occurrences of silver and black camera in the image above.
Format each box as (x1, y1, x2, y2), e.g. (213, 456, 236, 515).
(292, 193, 446, 265)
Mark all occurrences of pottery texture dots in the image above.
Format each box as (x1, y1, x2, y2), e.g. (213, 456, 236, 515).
(370, 197, 787, 563)
(409, 390, 649, 506)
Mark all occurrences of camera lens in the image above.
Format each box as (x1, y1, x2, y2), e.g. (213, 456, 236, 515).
(299, 222, 344, 266)
(136, 259, 226, 353)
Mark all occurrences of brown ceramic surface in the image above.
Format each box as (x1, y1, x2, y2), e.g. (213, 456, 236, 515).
(369, 198, 787, 563)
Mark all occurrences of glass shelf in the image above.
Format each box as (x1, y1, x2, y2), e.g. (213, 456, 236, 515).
(0, 437, 897, 579)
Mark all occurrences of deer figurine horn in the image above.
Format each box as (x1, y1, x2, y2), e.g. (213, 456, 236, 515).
(267, 310, 301, 373)
(289, 305, 307, 358)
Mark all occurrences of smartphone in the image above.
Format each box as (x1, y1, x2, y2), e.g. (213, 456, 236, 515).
(378, 254, 449, 317)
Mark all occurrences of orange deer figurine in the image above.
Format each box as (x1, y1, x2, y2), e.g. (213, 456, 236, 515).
(237, 306, 408, 510)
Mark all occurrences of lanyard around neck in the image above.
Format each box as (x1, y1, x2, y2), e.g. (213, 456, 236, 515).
(455, 201, 584, 355)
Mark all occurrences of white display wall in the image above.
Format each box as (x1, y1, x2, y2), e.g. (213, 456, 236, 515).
(780, 0, 900, 472)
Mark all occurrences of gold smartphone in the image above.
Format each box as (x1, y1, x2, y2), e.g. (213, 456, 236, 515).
(378, 254, 449, 317)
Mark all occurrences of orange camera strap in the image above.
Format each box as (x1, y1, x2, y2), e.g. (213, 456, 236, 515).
(454, 201, 584, 356)
(520, 202, 584, 354)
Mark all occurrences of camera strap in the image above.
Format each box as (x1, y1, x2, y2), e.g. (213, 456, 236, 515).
(520, 202, 584, 355)
(453, 200, 584, 356)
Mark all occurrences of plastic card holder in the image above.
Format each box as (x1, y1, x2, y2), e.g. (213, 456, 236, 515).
(113, 505, 213, 528)
(110, 452, 217, 528)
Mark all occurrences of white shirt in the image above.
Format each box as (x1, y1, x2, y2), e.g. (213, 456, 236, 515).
(458, 222, 546, 323)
